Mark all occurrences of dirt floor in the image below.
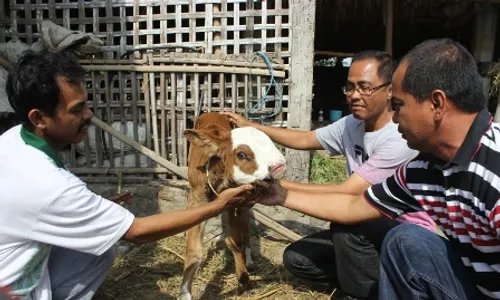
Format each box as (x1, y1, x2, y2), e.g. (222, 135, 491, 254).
(94, 153, 346, 300)
(94, 233, 336, 300)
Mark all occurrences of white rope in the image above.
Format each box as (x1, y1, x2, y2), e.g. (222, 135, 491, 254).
(205, 160, 219, 196)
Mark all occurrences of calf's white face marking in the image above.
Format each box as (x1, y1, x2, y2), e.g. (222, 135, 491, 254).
(230, 127, 286, 184)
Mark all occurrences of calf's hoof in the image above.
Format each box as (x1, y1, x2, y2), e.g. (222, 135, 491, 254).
(245, 248, 255, 270)
(237, 272, 252, 295)
(177, 293, 192, 300)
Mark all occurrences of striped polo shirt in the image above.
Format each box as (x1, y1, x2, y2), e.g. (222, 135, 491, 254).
(364, 109, 500, 299)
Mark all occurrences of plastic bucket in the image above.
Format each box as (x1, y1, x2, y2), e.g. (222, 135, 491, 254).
(329, 110, 342, 122)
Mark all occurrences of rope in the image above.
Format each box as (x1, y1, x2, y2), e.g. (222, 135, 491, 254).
(196, 51, 284, 123)
(244, 51, 284, 122)
(205, 160, 219, 196)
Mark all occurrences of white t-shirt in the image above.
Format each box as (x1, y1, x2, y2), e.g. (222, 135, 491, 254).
(0, 125, 135, 300)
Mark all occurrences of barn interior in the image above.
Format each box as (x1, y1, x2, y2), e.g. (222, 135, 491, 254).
(312, 0, 500, 124)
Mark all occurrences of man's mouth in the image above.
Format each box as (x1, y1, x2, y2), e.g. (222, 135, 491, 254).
(79, 121, 91, 132)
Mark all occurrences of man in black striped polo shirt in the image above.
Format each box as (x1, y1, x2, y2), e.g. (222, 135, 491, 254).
(257, 38, 499, 300)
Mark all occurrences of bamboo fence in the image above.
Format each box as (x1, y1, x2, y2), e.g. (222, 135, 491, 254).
(0, 0, 292, 178)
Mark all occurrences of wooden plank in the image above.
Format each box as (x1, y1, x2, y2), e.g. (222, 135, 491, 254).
(160, 71, 167, 160)
(194, 72, 200, 118)
(142, 65, 153, 167)
(182, 72, 188, 165)
(244, 74, 249, 111)
(207, 73, 213, 112)
(234, 0, 240, 54)
(245, 0, 255, 55)
(149, 69, 160, 157)
(287, 0, 315, 182)
(119, 71, 126, 167)
(219, 73, 225, 110)
(275, 0, 282, 58)
(91, 72, 104, 167)
(314, 50, 354, 57)
(70, 167, 185, 174)
(232, 73, 237, 111)
(91, 117, 187, 178)
(131, 71, 140, 167)
(82, 65, 286, 77)
(104, 71, 115, 167)
(170, 73, 178, 166)
(132, 0, 140, 59)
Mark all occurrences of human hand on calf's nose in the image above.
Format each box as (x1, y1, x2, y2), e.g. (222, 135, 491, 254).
(254, 182, 287, 206)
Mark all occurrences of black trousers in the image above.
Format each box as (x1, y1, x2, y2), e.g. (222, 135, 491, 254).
(283, 219, 400, 299)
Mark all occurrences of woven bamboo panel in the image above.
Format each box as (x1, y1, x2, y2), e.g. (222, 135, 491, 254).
(0, 0, 292, 177)
(71, 53, 287, 171)
(0, 0, 290, 59)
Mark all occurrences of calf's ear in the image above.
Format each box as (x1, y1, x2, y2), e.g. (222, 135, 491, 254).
(184, 129, 219, 157)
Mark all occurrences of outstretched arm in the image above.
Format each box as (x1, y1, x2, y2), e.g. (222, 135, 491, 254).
(258, 184, 383, 224)
(281, 173, 371, 196)
(124, 185, 254, 244)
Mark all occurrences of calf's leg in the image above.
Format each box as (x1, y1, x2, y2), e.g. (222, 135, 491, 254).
(225, 207, 251, 293)
(178, 195, 207, 300)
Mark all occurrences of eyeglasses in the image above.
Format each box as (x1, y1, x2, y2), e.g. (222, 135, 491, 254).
(342, 82, 391, 96)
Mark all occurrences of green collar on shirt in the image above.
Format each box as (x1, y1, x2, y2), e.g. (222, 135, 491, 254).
(20, 125, 66, 169)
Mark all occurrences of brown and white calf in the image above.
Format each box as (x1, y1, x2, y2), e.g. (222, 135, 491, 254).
(178, 112, 286, 300)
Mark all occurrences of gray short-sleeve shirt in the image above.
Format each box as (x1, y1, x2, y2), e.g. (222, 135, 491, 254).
(315, 114, 419, 185)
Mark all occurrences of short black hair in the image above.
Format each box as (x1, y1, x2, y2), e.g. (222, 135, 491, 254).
(6, 50, 86, 128)
(400, 38, 485, 113)
(351, 50, 397, 83)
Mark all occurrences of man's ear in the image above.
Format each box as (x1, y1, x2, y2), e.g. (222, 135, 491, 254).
(184, 129, 219, 157)
(27, 109, 47, 130)
(430, 90, 446, 121)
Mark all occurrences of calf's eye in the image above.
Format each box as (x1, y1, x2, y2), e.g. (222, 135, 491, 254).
(237, 151, 247, 160)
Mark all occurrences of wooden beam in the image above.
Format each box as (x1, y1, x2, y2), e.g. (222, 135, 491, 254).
(91, 117, 188, 178)
(471, 5, 498, 119)
(82, 64, 286, 78)
(314, 50, 354, 57)
(288, 0, 315, 183)
(384, 0, 394, 55)
(69, 167, 184, 174)
(90, 116, 303, 242)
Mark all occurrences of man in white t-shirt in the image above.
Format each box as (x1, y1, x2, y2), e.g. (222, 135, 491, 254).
(221, 51, 436, 300)
(0, 50, 256, 300)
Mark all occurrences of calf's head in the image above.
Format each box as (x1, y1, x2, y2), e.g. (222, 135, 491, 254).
(184, 126, 286, 186)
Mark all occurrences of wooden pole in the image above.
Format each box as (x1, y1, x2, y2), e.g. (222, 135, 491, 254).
(471, 5, 498, 119)
(384, 0, 394, 55)
(288, 0, 315, 182)
(82, 64, 286, 77)
(90, 117, 303, 242)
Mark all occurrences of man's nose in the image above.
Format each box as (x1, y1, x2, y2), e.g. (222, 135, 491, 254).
(84, 106, 94, 120)
(392, 113, 399, 124)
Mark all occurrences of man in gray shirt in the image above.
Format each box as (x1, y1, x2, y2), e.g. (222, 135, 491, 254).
(221, 51, 435, 300)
